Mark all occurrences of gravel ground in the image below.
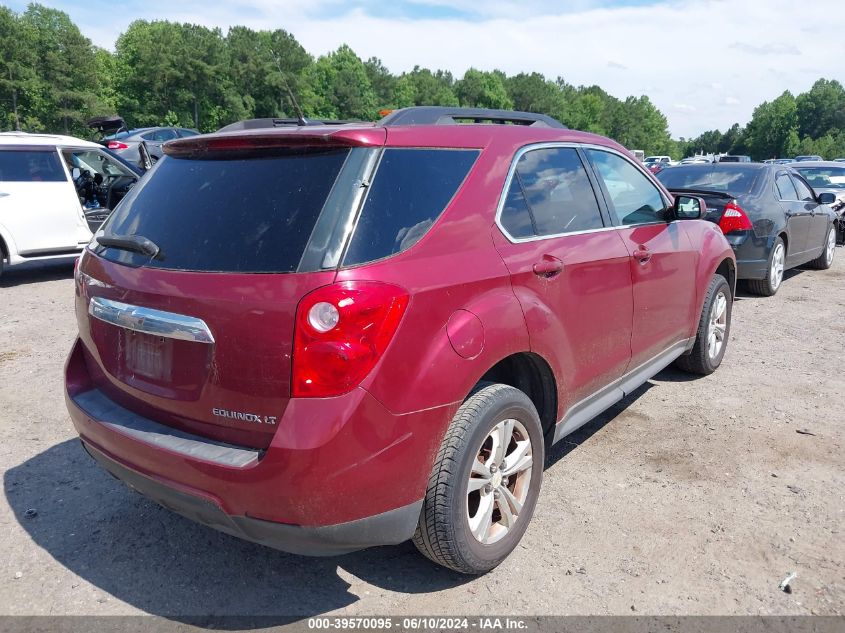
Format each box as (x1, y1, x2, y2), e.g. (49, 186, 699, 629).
(0, 254, 843, 620)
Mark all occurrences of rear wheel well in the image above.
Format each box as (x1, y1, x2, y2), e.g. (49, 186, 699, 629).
(715, 258, 736, 296)
(779, 232, 788, 253)
(476, 352, 557, 443)
(0, 235, 7, 260)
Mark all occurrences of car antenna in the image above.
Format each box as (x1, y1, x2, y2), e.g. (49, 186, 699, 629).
(271, 52, 308, 126)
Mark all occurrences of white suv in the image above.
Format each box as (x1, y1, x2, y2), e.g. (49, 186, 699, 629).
(0, 132, 141, 278)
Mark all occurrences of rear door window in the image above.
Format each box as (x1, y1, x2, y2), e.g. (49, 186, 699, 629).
(96, 148, 351, 272)
(0, 149, 66, 182)
(342, 149, 479, 266)
(776, 172, 798, 200)
(499, 147, 604, 238)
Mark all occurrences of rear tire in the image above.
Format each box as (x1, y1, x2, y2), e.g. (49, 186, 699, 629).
(413, 383, 544, 574)
(747, 237, 785, 296)
(806, 226, 836, 270)
(675, 274, 732, 375)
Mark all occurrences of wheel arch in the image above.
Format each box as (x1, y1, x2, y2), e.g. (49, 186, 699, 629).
(714, 257, 736, 297)
(474, 351, 558, 444)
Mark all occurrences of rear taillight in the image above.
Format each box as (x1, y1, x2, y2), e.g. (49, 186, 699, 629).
(718, 201, 753, 234)
(107, 141, 128, 150)
(292, 281, 409, 398)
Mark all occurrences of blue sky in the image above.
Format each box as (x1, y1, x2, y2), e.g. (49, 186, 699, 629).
(8, 0, 844, 138)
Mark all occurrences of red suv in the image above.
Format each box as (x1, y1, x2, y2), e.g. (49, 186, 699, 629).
(65, 107, 736, 574)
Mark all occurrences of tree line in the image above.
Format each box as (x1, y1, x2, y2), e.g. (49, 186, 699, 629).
(1, 3, 843, 160)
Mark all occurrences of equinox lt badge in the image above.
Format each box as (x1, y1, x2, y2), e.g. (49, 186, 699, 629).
(212, 408, 277, 425)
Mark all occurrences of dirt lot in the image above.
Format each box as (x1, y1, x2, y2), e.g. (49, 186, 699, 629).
(0, 255, 843, 620)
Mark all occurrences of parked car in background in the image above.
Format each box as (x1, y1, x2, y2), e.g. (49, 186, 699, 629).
(764, 158, 794, 165)
(795, 155, 823, 162)
(0, 132, 141, 278)
(791, 161, 845, 244)
(87, 116, 198, 165)
(658, 163, 838, 296)
(66, 106, 736, 574)
(717, 155, 752, 163)
(834, 158, 845, 163)
(104, 127, 199, 164)
(680, 157, 712, 165)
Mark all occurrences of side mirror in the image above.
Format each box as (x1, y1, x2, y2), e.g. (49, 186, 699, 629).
(671, 195, 708, 220)
(817, 192, 836, 205)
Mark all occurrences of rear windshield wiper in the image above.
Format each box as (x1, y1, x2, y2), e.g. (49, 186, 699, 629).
(96, 234, 161, 259)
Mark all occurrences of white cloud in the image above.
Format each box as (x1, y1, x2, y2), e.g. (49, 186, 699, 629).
(49, 0, 845, 137)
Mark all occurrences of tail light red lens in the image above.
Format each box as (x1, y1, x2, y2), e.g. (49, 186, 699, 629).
(292, 281, 409, 398)
(107, 141, 129, 150)
(718, 201, 753, 234)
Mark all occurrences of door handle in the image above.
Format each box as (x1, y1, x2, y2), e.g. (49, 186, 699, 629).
(532, 256, 563, 277)
(632, 246, 651, 263)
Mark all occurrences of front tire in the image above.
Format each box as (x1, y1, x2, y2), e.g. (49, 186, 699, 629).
(806, 226, 836, 270)
(413, 383, 544, 574)
(747, 237, 785, 296)
(675, 273, 732, 375)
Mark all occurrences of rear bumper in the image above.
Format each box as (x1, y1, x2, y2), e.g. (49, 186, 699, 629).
(82, 440, 422, 556)
(726, 231, 771, 280)
(736, 258, 769, 280)
(65, 338, 455, 554)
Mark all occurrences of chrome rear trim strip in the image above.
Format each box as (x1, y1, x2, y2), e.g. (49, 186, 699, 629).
(88, 297, 215, 344)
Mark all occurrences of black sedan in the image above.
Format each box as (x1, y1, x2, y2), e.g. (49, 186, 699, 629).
(658, 163, 838, 296)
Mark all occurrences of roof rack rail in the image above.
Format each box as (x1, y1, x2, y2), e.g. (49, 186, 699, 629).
(378, 106, 567, 129)
(216, 117, 361, 133)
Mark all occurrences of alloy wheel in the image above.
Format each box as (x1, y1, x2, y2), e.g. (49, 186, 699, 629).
(825, 229, 836, 266)
(770, 243, 785, 290)
(467, 419, 533, 545)
(707, 290, 728, 360)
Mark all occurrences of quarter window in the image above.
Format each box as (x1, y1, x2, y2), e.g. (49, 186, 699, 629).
(343, 149, 479, 266)
(499, 147, 604, 238)
(0, 149, 66, 182)
(587, 149, 667, 225)
(790, 175, 815, 202)
(775, 172, 798, 200)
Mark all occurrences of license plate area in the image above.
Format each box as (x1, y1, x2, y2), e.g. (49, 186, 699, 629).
(125, 332, 173, 381)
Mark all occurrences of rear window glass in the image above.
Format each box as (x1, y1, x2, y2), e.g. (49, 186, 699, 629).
(795, 166, 845, 189)
(343, 149, 479, 266)
(0, 149, 66, 182)
(657, 166, 760, 195)
(96, 148, 350, 273)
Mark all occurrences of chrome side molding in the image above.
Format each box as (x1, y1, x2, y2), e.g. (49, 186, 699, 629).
(88, 297, 215, 344)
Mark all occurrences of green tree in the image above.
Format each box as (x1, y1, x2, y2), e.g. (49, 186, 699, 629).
(455, 69, 513, 109)
(394, 67, 458, 108)
(19, 3, 108, 134)
(796, 78, 845, 140)
(744, 91, 799, 160)
(364, 57, 397, 109)
(505, 72, 565, 119)
(304, 45, 377, 120)
(227, 26, 312, 120)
